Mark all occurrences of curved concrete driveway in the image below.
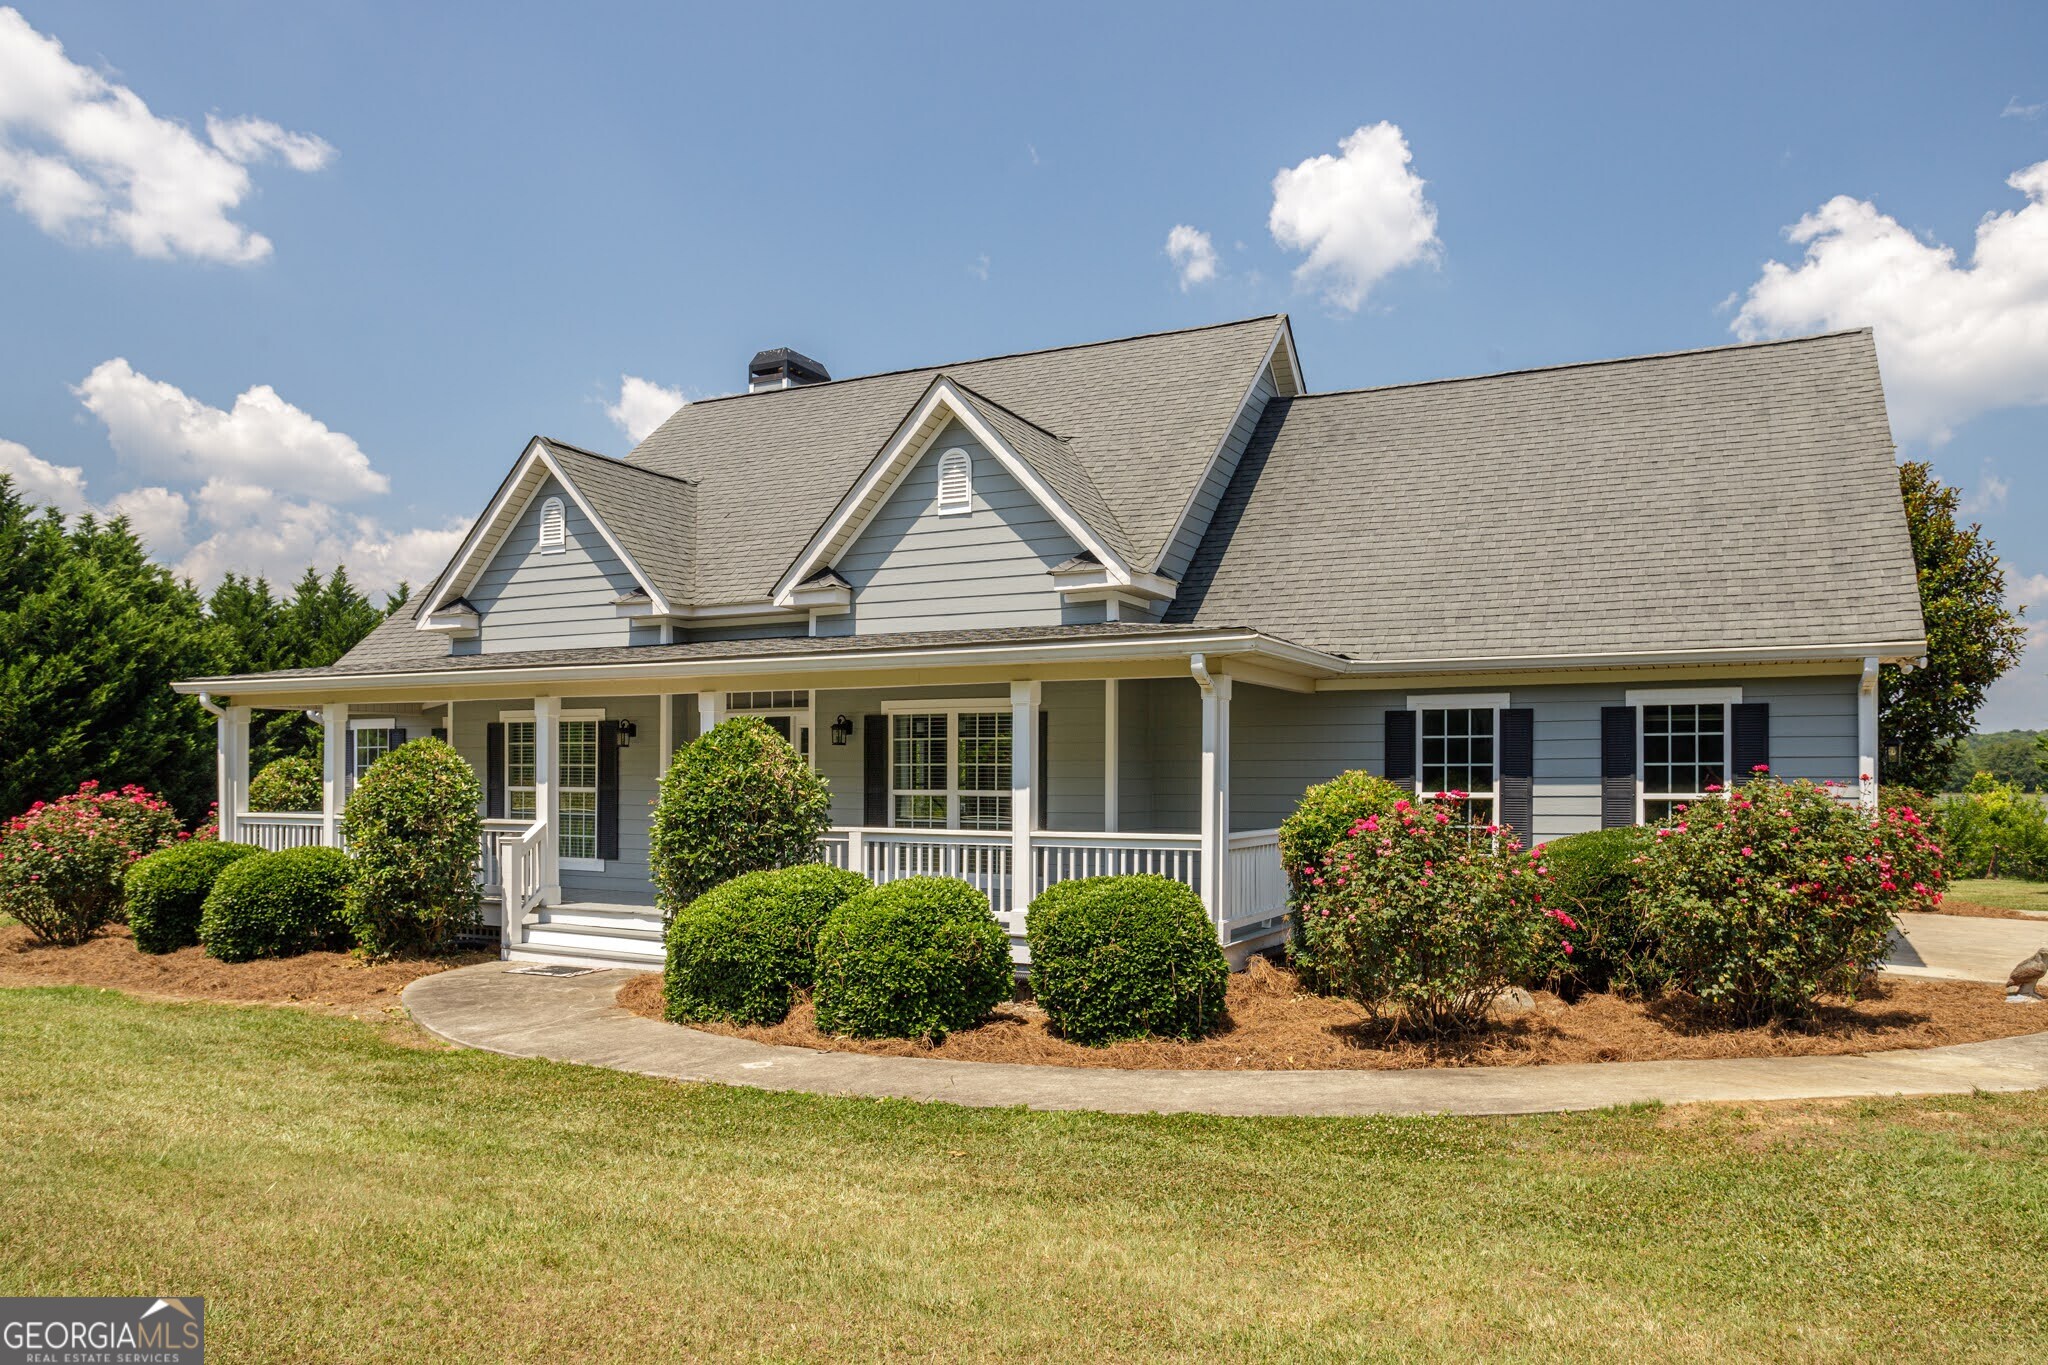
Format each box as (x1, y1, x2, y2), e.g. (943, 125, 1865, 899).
(404, 959, 2048, 1119)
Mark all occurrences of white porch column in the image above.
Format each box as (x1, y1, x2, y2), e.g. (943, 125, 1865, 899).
(218, 706, 251, 843)
(696, 690, 724, 739)
(1194, 659, 1232, 930)
(1102, 678, 1119, 834)
(534, 695, 561, 901)
(320, 703, 347, 847)
(1011, 680, 1040, 922)
(658, 693, 676, 771)
(1858, 655, 1880, 810)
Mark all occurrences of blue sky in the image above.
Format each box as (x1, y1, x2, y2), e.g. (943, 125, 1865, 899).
(1, 1, 2044, 725)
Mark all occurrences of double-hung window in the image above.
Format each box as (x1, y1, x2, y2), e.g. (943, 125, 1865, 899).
(1629, 689, 1737, 823)
(501, 710, 605, 869)
(888, 704, 1012, 830)
(1409, 694, 1507, 829)
(348, 718, 398, 793)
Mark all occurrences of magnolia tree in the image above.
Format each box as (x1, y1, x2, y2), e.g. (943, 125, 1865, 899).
(0, 782, 185, 944)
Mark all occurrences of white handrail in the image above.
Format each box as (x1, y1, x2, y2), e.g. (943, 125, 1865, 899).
(495, 820, 548, 949)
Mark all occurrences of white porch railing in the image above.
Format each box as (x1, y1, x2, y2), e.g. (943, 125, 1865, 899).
(475, 817, 533, 895)
(1224, 828, 1288, 937)
(495, 820, 548, 948)
(1032, 830, 1203, 891)
(236, 811, 325, 852)
(822, 828, 1017, 917)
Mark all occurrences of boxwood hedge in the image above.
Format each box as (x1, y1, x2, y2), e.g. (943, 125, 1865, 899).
(198, 845, 353, 962)
(665, 863, 869, 1025)
(124, 840, 262, 954)
(813, 876, 1010, 1041)
(1025, 874, 1229, 1045)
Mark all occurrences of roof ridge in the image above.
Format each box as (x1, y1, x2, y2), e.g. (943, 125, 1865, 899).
(683, 314, 1286, 408)
(543, 436, 700, 486)
(1283, 328, 1874, 402)
(939, 373, 1066, 441)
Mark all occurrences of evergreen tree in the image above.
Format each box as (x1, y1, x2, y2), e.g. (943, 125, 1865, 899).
(1880, 462, 2028, 791)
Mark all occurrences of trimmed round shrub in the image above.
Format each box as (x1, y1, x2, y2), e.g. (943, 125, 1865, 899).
(249, 755, 322, 812)
(341, 737, 483, 957)
(1278, 770, 1413, 903)
(813, 876, 1011, 1041)
(665, 863, 870, 1025)
(199, 845, 353, 962)
(0, 782, 184, 945)
(1025, 874, 1229, 1045)
(1629, 774, 1938, 1024)
(1290, 794, 1569, 1033)
(1534, 826, 1658, 996)
(651, 717, 831, 915)
(125, 840, 262, 954)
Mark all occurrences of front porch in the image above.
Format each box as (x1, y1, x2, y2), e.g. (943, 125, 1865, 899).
(212, 664, 1293, 969)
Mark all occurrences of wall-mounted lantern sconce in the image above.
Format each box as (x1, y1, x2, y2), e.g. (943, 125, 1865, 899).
(616, 719, 638, 749)
(831, 714, 854, 746)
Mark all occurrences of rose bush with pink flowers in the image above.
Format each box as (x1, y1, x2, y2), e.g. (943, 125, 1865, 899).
(0, 782, 186, 944)
(1289, 793, 1574, 1034)
(1628, 772, 1942, 1024)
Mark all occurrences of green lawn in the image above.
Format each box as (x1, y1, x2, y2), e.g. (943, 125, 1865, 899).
(1, 989, 2044, 1361)
(1947, 877, 2048, 914)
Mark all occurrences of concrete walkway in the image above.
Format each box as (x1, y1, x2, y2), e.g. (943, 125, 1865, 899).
(404, 951, 2048, 1120)
(1887, 911, 2047, 983)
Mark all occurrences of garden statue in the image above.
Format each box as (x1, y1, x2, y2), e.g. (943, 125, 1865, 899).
(2007, 946, 2048, 1004)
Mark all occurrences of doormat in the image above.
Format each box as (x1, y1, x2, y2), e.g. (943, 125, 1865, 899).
(509, 963, 600, 978)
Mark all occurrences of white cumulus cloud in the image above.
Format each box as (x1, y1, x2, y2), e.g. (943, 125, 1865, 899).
(1165, 224, 1218, 289)
(605, 374, 687, 443)
(0, 6, 332, 263)
(1268, 122, 1441, 311)
(75, 358, 386, 501)
(173, 480, 468, 593)
(1732, 160, 2048, 443)
(0, 435, 89, 514)
(1958, 466, 2010, 517)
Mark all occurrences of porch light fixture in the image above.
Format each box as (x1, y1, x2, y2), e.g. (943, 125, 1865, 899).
(831, 714, 854, 746)
(616, 720, 637, 748)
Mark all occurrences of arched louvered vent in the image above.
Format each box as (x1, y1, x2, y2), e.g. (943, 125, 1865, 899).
(935, 448, 972, 515)
(538, 496, 567, 552)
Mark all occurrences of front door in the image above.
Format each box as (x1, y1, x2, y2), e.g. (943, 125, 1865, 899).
(756, 712, 811, 763)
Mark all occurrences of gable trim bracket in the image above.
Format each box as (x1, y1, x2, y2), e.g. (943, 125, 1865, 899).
(415, 437, 677, 633)
(770, 376, 1139, 608)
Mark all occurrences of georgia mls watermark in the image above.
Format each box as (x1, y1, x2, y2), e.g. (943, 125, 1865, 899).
(1, 1298, 203, 1364)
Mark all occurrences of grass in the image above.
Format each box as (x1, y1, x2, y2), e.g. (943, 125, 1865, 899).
(1947, 877, 2048, 914)
(1, 992, 2044, 1360)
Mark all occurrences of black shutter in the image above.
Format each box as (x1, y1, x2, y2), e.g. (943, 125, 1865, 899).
(597, 720, 620, 860)
(862, 715, 888, 827)
(390, 727, 407, 748)
(1383, 709, 1417, 789)
(1600, 706, 1637, 829)
(486, 722, 505, 819)
(430, 727, 447, 743)
(1731, 703, 1771, 782)
(345, 730, 357, 785)
(1498, 707, 1534, 840)
(1037, 709, 1050, 830)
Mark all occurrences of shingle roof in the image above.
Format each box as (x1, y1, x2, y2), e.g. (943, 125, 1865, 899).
(205, 620, 1242, 684)
(540, 440, 695, 607)
(942, 377, 1136, 566)
(1167, 329, 1926, 662)
(626, 315, 1284, 602)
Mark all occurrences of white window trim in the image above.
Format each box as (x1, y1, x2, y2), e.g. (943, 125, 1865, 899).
(1629, 688, 1741, 824)
(880, 698, 1015, 831)
(723, 696, 818, 770)
(345, 717, 398, 793)
(1407, 695, 1506, 825)
(498, 708, 607, 870)
(935, 447, 973, 516)
(347, 716, 397, 731)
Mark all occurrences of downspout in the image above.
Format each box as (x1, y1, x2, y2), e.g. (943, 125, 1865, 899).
(1858, 655, 1880, 810)
(195, 690, 225, 718)
(1188, 652, 1214, 695)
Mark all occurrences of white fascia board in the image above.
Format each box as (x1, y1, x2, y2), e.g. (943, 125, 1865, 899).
(417, 439, 674, 628)
(1148, 320, 1292, 577)
(773, 378, 1133, 603)
(172, 631, 1348, 697)
(1312, 638, 1929, 686)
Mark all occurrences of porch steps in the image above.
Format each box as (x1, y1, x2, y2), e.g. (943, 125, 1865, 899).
(508, 902, 665, 971)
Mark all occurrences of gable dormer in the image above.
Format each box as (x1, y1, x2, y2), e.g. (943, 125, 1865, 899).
(416, 437, 696, 654)
(774, 376, 1178, 634)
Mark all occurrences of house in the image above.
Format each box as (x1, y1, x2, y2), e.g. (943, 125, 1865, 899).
(172, 316, 1925, 969)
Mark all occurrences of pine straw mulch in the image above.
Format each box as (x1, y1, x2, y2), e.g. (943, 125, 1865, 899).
(616, 956, 2048, 1071)
(1924, 898, 2047, 921)
(0, 922, 493, 1022)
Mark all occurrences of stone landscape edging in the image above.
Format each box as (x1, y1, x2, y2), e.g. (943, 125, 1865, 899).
(402, 962, 2048, 1119)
